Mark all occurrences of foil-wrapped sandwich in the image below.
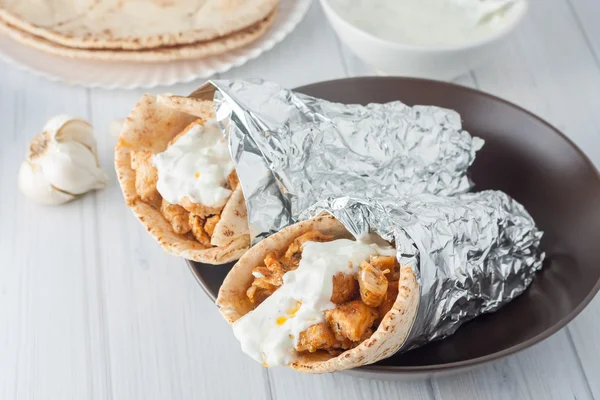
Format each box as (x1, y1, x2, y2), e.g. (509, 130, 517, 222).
(117, 80, 483, 263)
(115, 95, 250, 264)
(216, 191, 543, 373)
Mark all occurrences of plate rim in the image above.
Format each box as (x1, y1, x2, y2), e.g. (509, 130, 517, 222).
(187, 76, 600, 376)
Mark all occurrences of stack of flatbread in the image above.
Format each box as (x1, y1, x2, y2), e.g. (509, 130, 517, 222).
(0, 0, 278, 62)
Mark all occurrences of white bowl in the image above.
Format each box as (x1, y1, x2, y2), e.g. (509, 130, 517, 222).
(319, 0, 528, 81)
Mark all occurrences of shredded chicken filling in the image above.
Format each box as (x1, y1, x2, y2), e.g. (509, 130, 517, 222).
(246, 231, 400, 356)
(129, 119, 237, 247)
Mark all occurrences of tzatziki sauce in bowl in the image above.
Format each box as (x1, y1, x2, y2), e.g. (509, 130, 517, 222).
(320, 0, 527, 80)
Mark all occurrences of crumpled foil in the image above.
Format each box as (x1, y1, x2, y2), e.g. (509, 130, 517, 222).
(189, 79, 543, 353)
(191, 79, 484, 242)
(302, 192, 544, 350)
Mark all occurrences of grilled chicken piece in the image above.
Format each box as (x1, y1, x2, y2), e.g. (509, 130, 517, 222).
(358, 328, 375, 344)
(331, 272, 358, 304)
(371, 255, 400, 282)
(227, 170, 240, 190)
(370, 256, 396, 272)
(246, 285, 275, 306)
(248, 267, 280, 302)
(357, 261, 389, 308)
(250, 266, 274, 288)
(377, 281, 399, 324)
(180, 197, 224, 218)
(246, 252, 289, 304)
(189, 214, 211, 247)
(130, 151, 161, 208)
(284, 231, 334, 265)
(325, 300, 378, 342)
(263, 252, 288, 286)
(204, 214, 221, 237)
(161, 200, 191, 235)
(296, 323, 339, 353)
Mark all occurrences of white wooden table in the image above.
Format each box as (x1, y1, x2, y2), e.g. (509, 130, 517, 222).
(1, 1, 600, 399)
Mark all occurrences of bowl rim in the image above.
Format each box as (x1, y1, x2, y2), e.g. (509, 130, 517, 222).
(187, 76, 600, 376)
(319, 0, 529, 52)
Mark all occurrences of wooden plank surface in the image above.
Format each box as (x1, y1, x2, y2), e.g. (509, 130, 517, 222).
(0, 0, 599, 399)
(546, 1, 600, 398)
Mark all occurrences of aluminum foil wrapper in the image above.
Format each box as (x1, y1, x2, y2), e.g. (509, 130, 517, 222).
(188, 79, 543, 350)
(302, 191, 544, 351)
(191, 79, 484, 243)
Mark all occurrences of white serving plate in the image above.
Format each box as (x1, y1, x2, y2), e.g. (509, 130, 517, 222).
(0, 0, 311, 89)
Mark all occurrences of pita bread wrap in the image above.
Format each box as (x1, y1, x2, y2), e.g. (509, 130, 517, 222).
(0, 11, 275, 62)
(115, 94, 250, 264)
(216, 214, 420, 373)
(0, 0, 278, 50)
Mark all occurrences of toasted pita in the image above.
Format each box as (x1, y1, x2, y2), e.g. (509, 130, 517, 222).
(156, 95, 216, 119)
(115, 94, 250, 264)
(0, 0, 278, 50)
(216, 214, 420, 373)
(212, 186, 249, 247)
(0, 11, 275, 62)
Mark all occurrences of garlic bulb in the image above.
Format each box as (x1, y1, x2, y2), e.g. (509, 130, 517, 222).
(18, 115, 108, 205)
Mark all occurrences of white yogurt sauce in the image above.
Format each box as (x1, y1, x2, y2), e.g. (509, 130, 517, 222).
(233, 238, 396, 367)
(153, 119, 233, 208)
(328, 0, 522, 46)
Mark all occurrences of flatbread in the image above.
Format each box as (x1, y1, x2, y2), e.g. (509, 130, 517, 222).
(0, 11, 275, 62)
(0, 0, 278, 50)
(212, 186, 249, 247)
(216, 214, 421, 373)
(115, 94, 250, 264)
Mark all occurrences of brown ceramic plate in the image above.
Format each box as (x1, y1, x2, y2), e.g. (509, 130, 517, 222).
(187, 77, 600, 379)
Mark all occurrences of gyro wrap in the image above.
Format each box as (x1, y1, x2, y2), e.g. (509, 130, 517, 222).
(302, 191, 544, 352)
(203, 79, 543, 371)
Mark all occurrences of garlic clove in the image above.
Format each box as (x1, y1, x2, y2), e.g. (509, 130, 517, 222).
(18, 160, 76, 205)
(19, 115, 108, 205)
(44, 115, 98, 155)
(38, 140, 108, 195)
